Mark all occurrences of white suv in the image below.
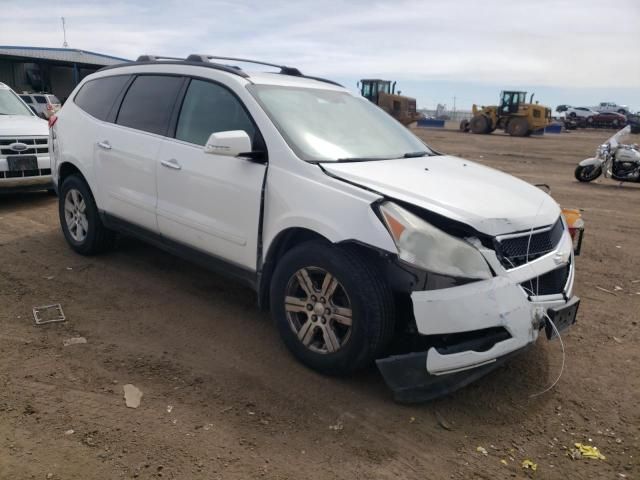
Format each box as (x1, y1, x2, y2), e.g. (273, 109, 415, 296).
(50, 55, 580, 402)
(0, 83, 52, 192)
(19, 93, 62, 119)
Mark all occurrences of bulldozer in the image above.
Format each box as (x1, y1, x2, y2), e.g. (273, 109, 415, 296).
(460, 91, 551, 137)
(358, 79, 423, 126)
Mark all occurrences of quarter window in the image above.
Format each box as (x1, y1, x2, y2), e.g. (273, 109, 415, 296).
(74, 75, 131, 121)
(116, 75, 183, 136)
(175, 79, 255, 146)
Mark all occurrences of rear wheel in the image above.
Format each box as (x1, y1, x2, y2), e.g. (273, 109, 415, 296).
(59, 175, 116, 255)
(507, 117, 530, 137)
(470, 115, 490, 134)
(270, 241, 395, 375)
(574, 164, 602, 182)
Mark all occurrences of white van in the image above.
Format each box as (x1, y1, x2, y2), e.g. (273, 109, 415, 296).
(49, 55, 580, 401)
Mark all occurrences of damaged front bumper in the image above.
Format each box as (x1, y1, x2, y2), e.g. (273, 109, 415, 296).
(377, 229, 578, 403)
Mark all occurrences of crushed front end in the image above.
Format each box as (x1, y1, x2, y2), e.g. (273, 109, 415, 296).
(376, 209, 580, 403)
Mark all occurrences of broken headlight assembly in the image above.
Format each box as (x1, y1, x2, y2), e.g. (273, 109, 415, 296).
(378, 201, 492, 280)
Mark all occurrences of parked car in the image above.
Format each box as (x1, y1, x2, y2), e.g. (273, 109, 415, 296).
(565, 106, 598, 118)
(586, 112, 627, 128)
(592, 102, 629, 115)
(0, 83, 52, 192)
(19, 93, 61, 119)
(49, 55, 580, 402)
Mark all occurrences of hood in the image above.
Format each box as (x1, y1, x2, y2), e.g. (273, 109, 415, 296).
(323, 155, 560, 236)
(0, 115, 48, 137)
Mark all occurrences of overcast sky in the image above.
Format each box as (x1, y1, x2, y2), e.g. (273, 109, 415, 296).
(2, 0, 639, 110)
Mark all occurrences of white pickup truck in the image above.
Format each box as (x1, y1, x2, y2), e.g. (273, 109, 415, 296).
(592, 102, 629, 115)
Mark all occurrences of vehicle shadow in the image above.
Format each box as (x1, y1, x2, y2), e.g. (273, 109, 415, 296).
(573, 180, 640, 190)
(0, 191, 56, 213)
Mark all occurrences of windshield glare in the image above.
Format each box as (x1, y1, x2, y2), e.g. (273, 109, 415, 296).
(0, 88, 34, 116)
(248, 85, 430, 162)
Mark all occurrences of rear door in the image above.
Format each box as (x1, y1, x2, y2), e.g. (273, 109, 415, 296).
(95, 74, 185, 232)
(156, 78, 266, 269)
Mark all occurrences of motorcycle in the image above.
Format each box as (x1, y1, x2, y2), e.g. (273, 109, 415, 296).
(575, 124, 640, 183)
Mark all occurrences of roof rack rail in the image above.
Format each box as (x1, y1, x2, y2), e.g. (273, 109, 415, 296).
(186, 54, 343, 87)
(186, 55, 302, 76)
(136, 54, 185, 62)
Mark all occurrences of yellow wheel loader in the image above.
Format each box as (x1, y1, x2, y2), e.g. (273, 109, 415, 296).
(460, 91, 551, 137)
(358, 79, 423, 126)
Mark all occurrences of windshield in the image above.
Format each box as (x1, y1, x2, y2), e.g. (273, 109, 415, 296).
(248, 85, 431, 162)
(0, 88, 34, 116)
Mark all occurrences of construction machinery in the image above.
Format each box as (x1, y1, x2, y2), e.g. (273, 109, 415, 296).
(460, 91, 551, 137)
(358, 79, 423, 126)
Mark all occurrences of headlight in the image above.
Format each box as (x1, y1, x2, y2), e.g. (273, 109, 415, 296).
(378, 202, 492, 280)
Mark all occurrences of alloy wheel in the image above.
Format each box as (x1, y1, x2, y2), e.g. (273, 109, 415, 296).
(284, 267, 353, 354)
(64, 188, 89, 242)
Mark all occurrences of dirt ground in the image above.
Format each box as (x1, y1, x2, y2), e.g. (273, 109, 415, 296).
(1, 128, 638, 480)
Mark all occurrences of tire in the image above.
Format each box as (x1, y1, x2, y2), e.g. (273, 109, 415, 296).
(470, 115, 490, 134)
(459, 119, 470, 132)
(569, 112, 576, 118)
(58, 174, 116, 255)
(270, 241, 395, 375)
(507, 117, 529, 137)
(574, 164, 602, 182)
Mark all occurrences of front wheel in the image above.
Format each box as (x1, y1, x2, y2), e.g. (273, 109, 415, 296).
(574, 164, 602, 182)
(270, 241, 395, 375)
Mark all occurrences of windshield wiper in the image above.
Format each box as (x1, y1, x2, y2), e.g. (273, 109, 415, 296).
(403, 151, 430, 158)
(332, 151, 430, 163)
(334, 156, 399, 163)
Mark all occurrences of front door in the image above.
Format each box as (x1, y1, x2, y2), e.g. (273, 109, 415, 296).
(156, 78, 266, 270)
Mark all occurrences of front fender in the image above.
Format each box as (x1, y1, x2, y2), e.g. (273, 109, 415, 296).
(578, 157, 602, 167)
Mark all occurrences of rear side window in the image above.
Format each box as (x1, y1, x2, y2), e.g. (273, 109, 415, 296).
(20, 95, 33, 103)
(34, 95, 47, 104)
(116, 75, 183, 136)
(74, 75, 130, 121)
(176, 79, 255, 146)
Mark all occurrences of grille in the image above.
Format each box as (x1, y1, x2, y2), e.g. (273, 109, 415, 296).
(0, 168, 51, 179)
(495, 217, 564, 268)
(0, 137, 49, 157)
(520, 262, 570, 296)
